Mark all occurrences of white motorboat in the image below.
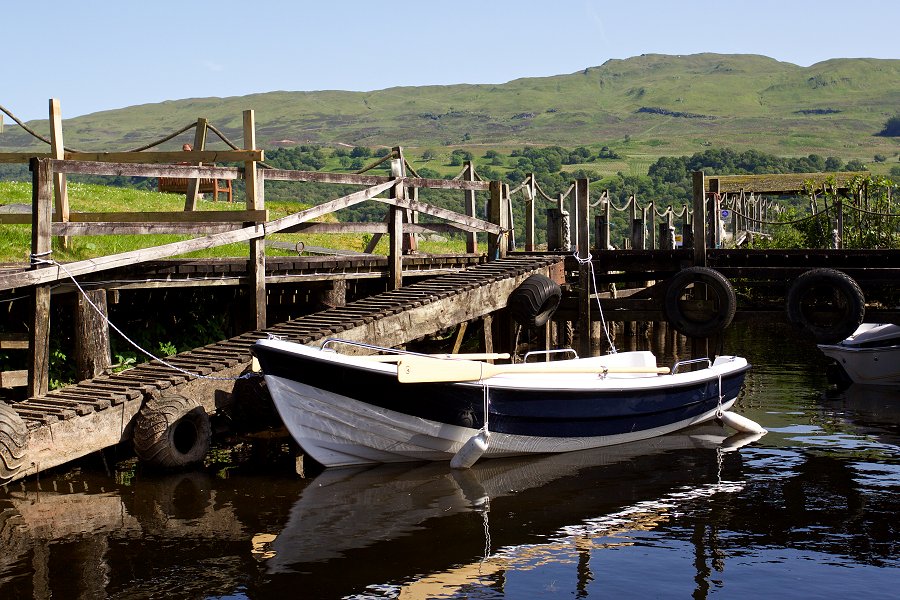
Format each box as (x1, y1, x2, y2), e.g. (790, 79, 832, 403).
(251, 338, 760, 469)
(817, 323, 900, 386)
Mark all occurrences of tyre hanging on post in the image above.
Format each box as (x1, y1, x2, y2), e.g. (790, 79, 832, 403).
(133, 394, 211, 469)
(0, 402, 28, 484)
(663, 267, 737, 338)
(786, 268, 865, 344)
(507, 274, 562, 329)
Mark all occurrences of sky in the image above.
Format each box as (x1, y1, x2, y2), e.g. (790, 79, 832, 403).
(2, 0, 898, 123)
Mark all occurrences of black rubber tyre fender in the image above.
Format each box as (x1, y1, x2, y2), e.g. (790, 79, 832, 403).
(663, 267, 737, 338)
(785, 268, 865, 344)
(133, 394, 211, 469)
(507, 274, 562, 328)
(0, 402, 28, 484)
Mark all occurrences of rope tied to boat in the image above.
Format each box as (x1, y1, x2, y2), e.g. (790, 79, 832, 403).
(29, 255, 258, 382)
(571, 251, 617, 353)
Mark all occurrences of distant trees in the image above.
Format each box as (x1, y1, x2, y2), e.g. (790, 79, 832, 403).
(878, 115, 900, 137)
(264, 146, 326, 171)
(448, 149, 473, 166)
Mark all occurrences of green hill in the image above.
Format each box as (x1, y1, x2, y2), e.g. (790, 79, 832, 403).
(2, 53, 898, 168)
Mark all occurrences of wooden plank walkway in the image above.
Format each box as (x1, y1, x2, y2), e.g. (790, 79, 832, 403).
(7, 255, 563, 482)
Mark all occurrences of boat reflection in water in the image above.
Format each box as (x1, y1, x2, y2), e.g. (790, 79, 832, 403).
(260, 426, 762, 597)
(820, 382, 900, 447)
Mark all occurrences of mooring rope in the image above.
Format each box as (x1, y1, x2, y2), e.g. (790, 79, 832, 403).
(571, 251, 617, 353)
(30, 254, 257, 382)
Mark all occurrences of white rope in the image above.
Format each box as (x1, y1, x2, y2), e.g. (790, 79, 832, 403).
(481, 382, 490, 433)
(571, 251, 617, 353)
(31, 254, 255, 382)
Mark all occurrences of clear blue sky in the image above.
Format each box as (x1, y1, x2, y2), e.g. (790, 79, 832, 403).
(3, 0, 898, 122)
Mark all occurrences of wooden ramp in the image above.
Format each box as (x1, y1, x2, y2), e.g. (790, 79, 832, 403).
(6, 255, 563, 482)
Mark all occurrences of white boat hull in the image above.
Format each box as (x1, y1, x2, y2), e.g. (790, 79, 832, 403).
(263, 354, 743, 467)
(818, 323, 900, 386)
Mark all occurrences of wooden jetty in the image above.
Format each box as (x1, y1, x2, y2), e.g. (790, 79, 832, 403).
(1, 100, 897, 483)
(5, 256, 561, 482)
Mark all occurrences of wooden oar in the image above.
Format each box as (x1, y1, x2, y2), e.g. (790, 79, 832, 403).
(397, 356, 670, 383)
(359, 352, 511, 363)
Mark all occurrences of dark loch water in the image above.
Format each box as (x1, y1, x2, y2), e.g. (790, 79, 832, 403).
(2, 322, 898, 599)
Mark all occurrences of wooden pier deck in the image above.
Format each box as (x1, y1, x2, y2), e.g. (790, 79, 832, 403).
(5, 255, 563, 483)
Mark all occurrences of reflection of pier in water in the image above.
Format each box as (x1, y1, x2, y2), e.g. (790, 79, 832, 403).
(2, 406, 898, 597)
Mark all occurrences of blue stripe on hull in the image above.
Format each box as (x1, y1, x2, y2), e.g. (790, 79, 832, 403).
(253, 344, 747, 440)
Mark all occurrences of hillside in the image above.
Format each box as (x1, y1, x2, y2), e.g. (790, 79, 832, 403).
(2, 53, 898, 166)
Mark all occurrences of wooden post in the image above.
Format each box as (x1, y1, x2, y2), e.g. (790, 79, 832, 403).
(75, 289, 112, 380)
(464, 161, 478, 253)
(835, 198, 844, 250)
(546, 208, 561, 251)
(631, 217, 644, 250)
(575, 178, 591, 358)
(29, 158, 52, 397)
(487, 181, 507, 260)
(388, 158, 405, 290)
(709, 178, 721, 249)
(49, 99, 70, 251)
(692, 171, 707, 267)
(184, 117, 208, 210)
(525, 173, 536, 251)
(504, 183, 516, 252)
(482, 314, 495, 355)
(596, 191, 610, 251)
(243, 110, 266, 330)
(393, 146, 418, 253)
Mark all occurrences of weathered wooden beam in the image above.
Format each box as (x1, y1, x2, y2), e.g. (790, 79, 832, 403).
(28, 158, 53, 397)
(388, 159, 405, 291)
(52, 222, 245, 236)
(377, 193, 502, 235)
(0, 333, 28, 350)
(75, 289, 111, 380)
(244, 110, 266, 330)
(184, 117, 209, 211)
(0, 370, 27, 388)
(49, 99, 70, 251)
(464, 161, 478, 253)
(575, 178, 591, 357)
(261, 167, 490, 191)
(281, 222, 473, 234)
(51, 159, 242, 179)
(705, 172, 868, 194)
(692, 172, 707, 267)
(0, 151, 261, 164)
(67, 210, 268, 223)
